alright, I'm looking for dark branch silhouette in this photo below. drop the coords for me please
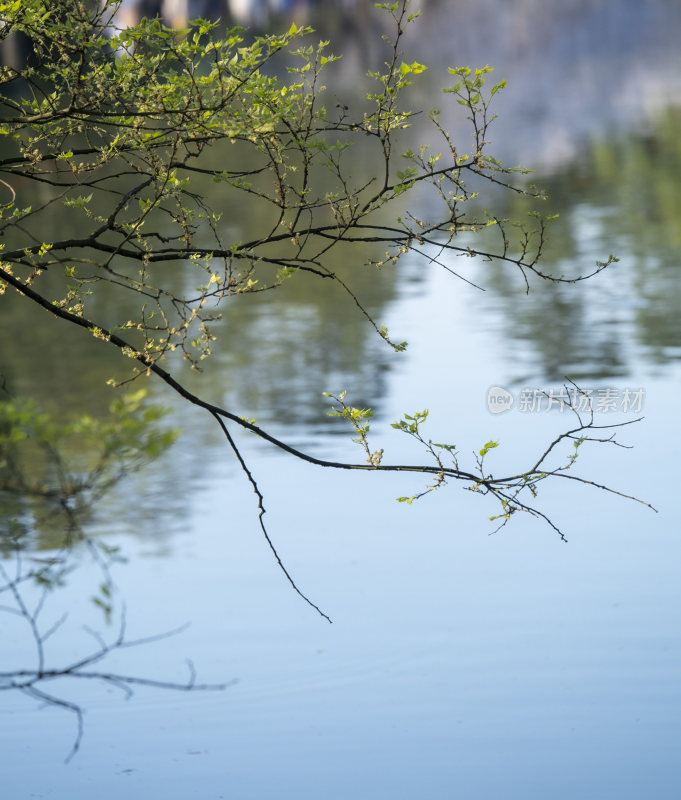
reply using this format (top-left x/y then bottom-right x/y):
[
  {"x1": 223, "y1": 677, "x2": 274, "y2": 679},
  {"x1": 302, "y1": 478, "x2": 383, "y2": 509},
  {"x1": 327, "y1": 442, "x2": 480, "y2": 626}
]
[{"x1": 0, "y1": 0, "x2": 653, "y2": 626}]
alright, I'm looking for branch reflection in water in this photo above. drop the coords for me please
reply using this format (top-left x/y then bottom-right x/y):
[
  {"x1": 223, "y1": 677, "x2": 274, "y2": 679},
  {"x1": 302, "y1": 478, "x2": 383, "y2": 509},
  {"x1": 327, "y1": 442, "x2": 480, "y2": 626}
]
[{"x1": 0, "y1": 384, "x2": 229, "y2": 762}]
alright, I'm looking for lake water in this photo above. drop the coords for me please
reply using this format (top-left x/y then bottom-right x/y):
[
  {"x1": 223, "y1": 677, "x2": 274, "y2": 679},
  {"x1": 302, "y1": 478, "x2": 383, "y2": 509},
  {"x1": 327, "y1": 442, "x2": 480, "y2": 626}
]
[{"x1": 1, "y1": 2, "x2": 681, "y2": 798}]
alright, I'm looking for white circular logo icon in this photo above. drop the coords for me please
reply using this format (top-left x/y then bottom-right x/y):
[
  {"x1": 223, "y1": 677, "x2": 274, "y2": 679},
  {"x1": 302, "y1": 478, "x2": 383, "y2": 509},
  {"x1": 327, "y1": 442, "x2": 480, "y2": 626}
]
[{"x1": 487, "y1": 386, "x2": 514, "y2": 414}]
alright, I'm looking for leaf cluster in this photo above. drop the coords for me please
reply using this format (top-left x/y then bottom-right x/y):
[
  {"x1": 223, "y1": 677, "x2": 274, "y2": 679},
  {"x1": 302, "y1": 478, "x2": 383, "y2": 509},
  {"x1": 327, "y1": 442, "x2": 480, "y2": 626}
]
[{"x1": 0, "y1": 0, "x2": 589, "y2": 384}]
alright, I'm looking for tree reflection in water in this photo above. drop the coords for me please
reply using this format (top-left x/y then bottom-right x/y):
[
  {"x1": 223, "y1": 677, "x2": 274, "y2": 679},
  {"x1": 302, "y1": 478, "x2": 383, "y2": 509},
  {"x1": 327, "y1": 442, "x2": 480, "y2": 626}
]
[{"x1": 0, "y1": 383, "x2": 228, "y2": 762}]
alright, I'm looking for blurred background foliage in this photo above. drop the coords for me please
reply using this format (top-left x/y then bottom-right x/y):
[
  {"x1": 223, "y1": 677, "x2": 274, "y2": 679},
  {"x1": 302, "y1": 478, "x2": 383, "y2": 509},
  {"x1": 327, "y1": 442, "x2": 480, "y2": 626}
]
[{"x1": 0, "y1": 389, "x2": 180, "y2": 550}]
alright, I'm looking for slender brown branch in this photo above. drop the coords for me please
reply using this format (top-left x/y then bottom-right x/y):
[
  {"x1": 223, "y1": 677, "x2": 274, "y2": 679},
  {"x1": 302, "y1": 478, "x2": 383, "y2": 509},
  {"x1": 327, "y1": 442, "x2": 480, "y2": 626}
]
[{"x1": 211, "y1": 412, "x2": 332, "y2": 623}]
